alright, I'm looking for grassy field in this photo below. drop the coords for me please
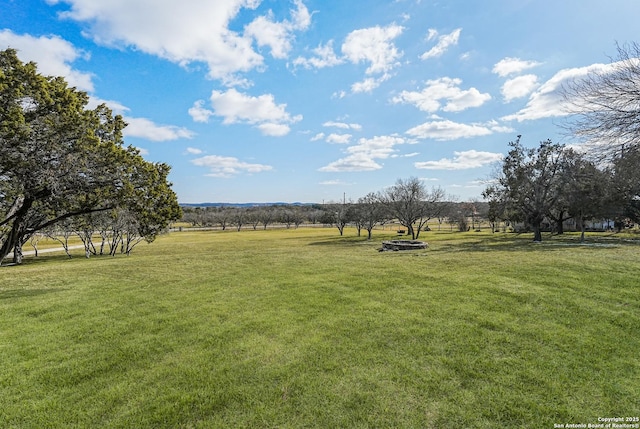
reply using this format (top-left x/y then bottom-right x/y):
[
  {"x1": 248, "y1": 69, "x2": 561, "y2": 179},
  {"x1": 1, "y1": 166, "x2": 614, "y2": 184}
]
[{"x1": 1, "y1": 227, "x2": 639, "y2": 428}]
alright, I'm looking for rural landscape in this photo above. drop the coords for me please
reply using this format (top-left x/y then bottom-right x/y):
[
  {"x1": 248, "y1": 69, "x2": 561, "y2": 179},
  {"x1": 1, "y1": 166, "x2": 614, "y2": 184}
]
[{"x1": 2, "y1": 0, "x2": 640, "y2": 427}]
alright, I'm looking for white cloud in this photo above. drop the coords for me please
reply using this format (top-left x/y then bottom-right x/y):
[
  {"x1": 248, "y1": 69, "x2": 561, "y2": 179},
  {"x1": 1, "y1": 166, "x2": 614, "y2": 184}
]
[
  {"x1": 47, "y1": 0, "x2": 310, "y2": 83},
  {"x1": 244, "y1": 1, "x2": 310, "y2": 59},
  {"x1": 207, "y1": 88, "x2": 302, "y2": 135},
  {"x1": 186, "y1": 147, "x2": 203, "y2": 155},
  {"x1": 405, "y1": 120, "x2": 494, "y2": 141},
  {"x1": 310, "y1": 132, "x2": 325, "y2": 141},
  {"x1": 414, "y1": 150, "x2": 503, "y2": 170},
  {"x1": 319, "y1": 156, "x2": 382, "y2": 173},
  {"x1": 501, "y1": 74, "x2": 539, "y2": 102},
  {"x1": 289, "y1": 0, "x2": 312, "y2": 29},
  {"x1": 86, "y1": 96, "x2": 130, "y2": 114},
  {"x1": 294, "y1": 23, "x2": 402, "y2": 93},
  {"x1": 257, "y1": 122, "x2": 291, "y2": 136},
  {"x1": 342, "y1": 24, "x2": 404, "y2": 75},
  {"x1": 319, "y1": 135, "x2": 405, "y2": 172},
  {"x1": 332, "y1": 90, "x2": 347, "y2": 99},
  {"x1": 191, "y1": 154, "x2": 273, "y2": 177},
  {"x1": 292, "y1": 40, "x2": 344, "y2": 69},
  {"x1": 392, "y1": 77, "x2": 491, "y2": 112},
  {"x1": 391, "y1": 152, "x2": 420, "y2": 158},
  {"x1": 351, "y1": 74, "x2": 392, "y2": 93},
  {"x1": 0, "y1": 29, "x2": 94, "y2": 92},
  {"x1": 326, "y1": 133, "x2": 352, "y2": 144},
  {"x1": 485, "y1": 120, "x2": 516, "y2": 134},
  {"x1": 426, "y1": 29, "x2": 439, "y2": 42},
  {"x1": 420, "y1": 28, "x2": 461, "y2": 60},
  {"x1": 245, "y1": 15, "x2": 290, "y2": 59},
  {"x1": 323, "y1": 121, "x2": 362, "y2": 130},
  {"x1": 188, "y1": 100, "x2": 215, "y2": 123},
  {"x1": 493, "y1": 57, "x2": 541, "y2": 77},
  {"x1": 501, "y1": 63, "x2": 613, "y2": 122},
  {"x1": 123, "y1": 117, "x2": 195, "y2": 141}
]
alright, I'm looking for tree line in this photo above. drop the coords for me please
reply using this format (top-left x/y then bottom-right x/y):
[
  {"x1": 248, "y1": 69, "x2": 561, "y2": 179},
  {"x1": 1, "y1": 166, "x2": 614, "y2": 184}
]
[
  {"x1": 0, "y1": 49, "x2": 181, "y2": 265},
  {"x1": 180, "y1": 179, "x2": 488, "y2": 240}
]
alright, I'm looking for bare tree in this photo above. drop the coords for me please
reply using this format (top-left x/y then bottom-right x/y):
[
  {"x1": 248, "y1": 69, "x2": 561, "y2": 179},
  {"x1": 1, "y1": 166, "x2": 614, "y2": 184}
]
[
  {"x1": 44, "y1": 220, "x2": 74, "y2": 258},
  {"x1": 414, "y1": 187, "x2": 447, "y2": 239},
  {"x1": 258, "y1": 208, "x2": 275, "y2": 230},
  {"x1": 381, "y1": 177, "x2": 425, "y2": 239},
  {"x1": 279, "y1": 209, "x2": 298, "y2": 229},
  {"x1": 212, "y1": 208, "x2": 230, "y2": 230},
  {"x1": 75, "y1": 214, "x2": 98, "y2": 257},
  {"x1": 247, "y1": 209, "x2": 261, "y2": 230},
  {"x1": 381, "y1": 177, "x2": 446, "y2": 240},
  {"x1": 29, "y1": 233, "x2": 45, "y2": 257},
  {"x1": 562, "y1": 42, "x2": 640, "y2": 159},
  {"x1": 354, "y1": 192, "x2": 388, "y2": 240},
  {"x1": 306, "y1": 209, "x2": 324, "y2": 224},
  {"x1": 320, "y1": 203, "x2": 350, "y2": 236},
  {"x1": 231, "y1": 208, "x2": 246, "y2": 231}
]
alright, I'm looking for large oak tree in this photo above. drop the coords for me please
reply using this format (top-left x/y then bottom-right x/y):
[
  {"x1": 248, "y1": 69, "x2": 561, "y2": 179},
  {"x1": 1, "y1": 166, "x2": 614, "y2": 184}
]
[{"x1": 483, "y1": 137, "x2": 565, "y2": 242}]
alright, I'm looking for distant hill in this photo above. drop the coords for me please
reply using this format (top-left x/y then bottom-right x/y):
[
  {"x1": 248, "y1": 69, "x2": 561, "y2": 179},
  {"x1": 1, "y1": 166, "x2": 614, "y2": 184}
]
[{"x1": 180, "y1": 202, "x2": 318, "y2": 208}]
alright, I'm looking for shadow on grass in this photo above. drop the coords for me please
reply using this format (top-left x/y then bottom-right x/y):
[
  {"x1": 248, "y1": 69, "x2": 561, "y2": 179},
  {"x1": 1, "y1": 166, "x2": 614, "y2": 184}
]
[
  {"x1": 0, "y1": 288, "x2": 67, "y2": 300},
  {"x1": 431, "y1": 233, "x2": 640, "y2": 253},
  {"x1": 308, "y1": 231, "x2": 640, "y2": 253},
  {"x1": 308, "y1": 235, "x2": 392, "y2": 247},
  {"x1": 1, "y1": 254, "x2": 81, "y2": 268}
]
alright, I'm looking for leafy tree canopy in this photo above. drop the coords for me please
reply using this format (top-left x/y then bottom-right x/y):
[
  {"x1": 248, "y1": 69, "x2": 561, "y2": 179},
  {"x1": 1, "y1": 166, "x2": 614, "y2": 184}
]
[{"x1": 0, "y1": 48, "x2": 181, "y2": 264}]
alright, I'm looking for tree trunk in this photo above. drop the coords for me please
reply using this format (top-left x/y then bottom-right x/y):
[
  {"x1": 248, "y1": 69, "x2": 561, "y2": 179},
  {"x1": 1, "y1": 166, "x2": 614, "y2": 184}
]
[
  {"x1": 12, "y1": 242, "x2": 23, "y2": 264},
  {"x1": 1, "y1": 224, "x2": 24, "y2": 264},
  {"x1": 533, "y1": 224, "x2": 542, "y2": 243},
  {"x1": 0, "y1": 238, "x2": 13, "y2": 265},
  {"x1": 556, "y1": 215, "x2": 565, "y2": 235},
  {"x1": 532, "y1": 222, "x2": 542, "y2": 242},
  {"x1": 0, "y1": 198, "x2": 33, "y2": 265},
  {"x1": 407, "y1": 224, "x2": 415, "y2": 239}
]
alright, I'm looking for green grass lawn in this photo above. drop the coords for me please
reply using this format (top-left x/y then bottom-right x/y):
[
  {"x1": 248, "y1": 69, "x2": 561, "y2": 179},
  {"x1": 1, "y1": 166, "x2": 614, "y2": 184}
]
[{"x1": 1, "y1": 228, "x2": 639, "y2": 428}]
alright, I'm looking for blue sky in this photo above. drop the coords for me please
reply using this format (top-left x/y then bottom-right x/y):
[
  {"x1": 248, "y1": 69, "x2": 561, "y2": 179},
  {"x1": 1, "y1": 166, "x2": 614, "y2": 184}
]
[{"x1": 2, "y1": 0, "x2": 639, "y2": 203}]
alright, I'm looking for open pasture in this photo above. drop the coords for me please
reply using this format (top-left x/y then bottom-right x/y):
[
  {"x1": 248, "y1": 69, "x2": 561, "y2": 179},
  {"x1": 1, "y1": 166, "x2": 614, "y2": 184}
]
[{"x1": 1, "y1": 228, "x2": 639, "y2": 428}]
